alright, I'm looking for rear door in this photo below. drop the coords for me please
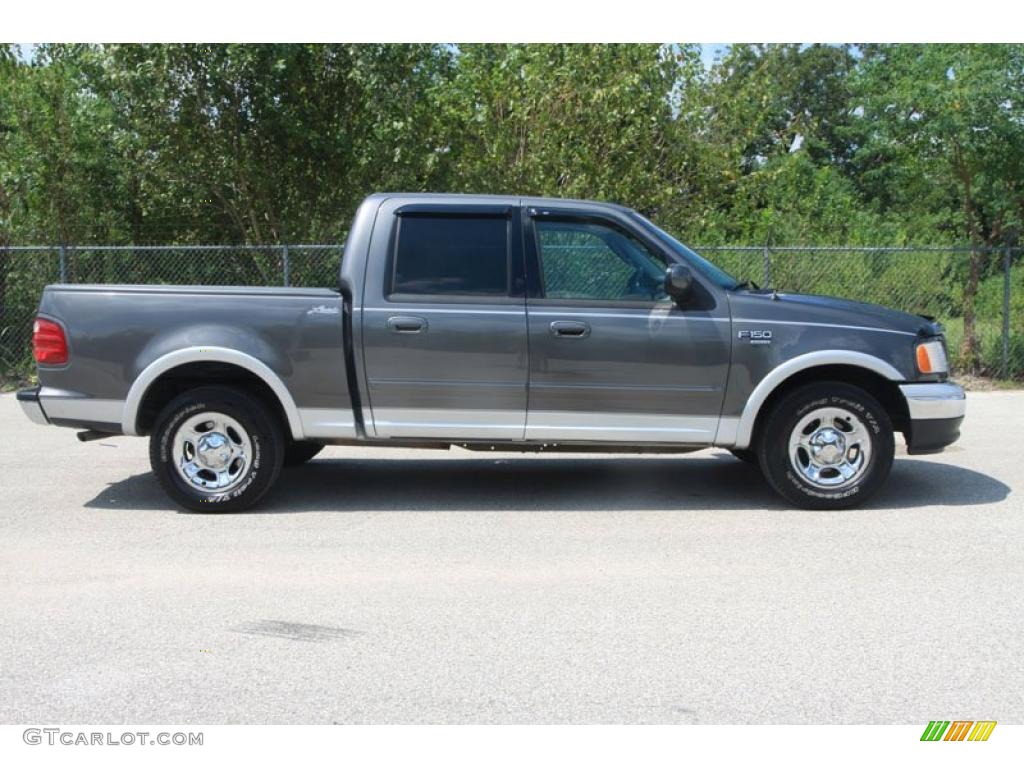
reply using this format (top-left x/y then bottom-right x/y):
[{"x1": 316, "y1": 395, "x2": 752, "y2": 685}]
[
  {"x1": 523, "y1": 207, "x2": 731, "y2": 443},
  {"x1": 360, "y1": 201, "x2": 528, "y2": 439}
]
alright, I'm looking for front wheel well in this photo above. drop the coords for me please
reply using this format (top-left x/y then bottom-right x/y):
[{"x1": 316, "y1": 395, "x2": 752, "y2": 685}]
[
  {"x1": 135, "y1": 362, "x2": 291, "y2": 438},
  {"x1": 750, "y1": 364, "x2": 910, "y2": 447}
]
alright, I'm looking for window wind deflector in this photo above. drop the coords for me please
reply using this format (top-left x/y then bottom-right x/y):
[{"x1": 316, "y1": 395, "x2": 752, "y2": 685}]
[
  {"x1": 395, "y1": 204, "x2": 512, "y2": 218},
  {"x1": 527, "y1": 206, "x2": 606, "y2": 221}
]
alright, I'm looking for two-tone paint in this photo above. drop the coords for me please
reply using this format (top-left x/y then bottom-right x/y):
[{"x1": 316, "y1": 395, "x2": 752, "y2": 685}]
[{"x1": 19, "y1": 193, "x2": 966, "y2": 456}]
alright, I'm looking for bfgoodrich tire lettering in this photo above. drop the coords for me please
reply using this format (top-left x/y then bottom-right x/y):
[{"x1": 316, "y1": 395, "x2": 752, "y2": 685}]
[
  {"x1": 149, "y1": 386, "x2": 284, "y2": 512},
  {"x1": 756, "y1": 381, "x2": 895, "y2": 510}
]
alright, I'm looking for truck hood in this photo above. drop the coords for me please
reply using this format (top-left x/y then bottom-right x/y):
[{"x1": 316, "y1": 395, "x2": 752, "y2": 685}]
[{"x1": 732, "y1": 289, "x2": 939, "y2": 336}]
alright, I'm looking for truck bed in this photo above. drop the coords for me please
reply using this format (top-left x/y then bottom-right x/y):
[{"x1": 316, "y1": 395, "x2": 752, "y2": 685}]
[{"x1": 33, "y1": 284, "x2": 353, "y2": 440}]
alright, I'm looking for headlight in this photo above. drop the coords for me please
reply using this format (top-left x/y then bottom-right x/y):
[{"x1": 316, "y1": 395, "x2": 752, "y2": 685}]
[{"x1": 915, "y1": 339, "x2": 949, "y2": 375}]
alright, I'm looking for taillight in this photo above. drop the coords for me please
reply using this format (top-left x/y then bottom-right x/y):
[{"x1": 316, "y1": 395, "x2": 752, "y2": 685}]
[{"x1": 32, "y1": 318, "x2": 68, "y2": 365}]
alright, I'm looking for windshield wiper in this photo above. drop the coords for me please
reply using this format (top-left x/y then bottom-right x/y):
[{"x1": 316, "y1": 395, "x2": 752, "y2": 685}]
[{"x1": 732, "y1": 278, "x2": 761, "y2": 291}]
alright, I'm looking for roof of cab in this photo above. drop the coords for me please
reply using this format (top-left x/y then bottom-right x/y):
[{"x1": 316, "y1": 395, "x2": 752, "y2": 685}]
[{"x1": 365, "y1": 192, "x2": 634, "y2": 214}]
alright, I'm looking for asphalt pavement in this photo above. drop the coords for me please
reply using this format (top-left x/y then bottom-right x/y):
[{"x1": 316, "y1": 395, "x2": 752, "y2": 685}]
[{"x1": 0, "y1": 391, "x2": 1021, "y2": 724}]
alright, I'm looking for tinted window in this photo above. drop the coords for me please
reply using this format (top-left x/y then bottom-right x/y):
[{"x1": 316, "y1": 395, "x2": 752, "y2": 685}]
[
  {"x1": 393, "y1": 215, "x2": 509, "y2": 296},
  {"x1": 536, "y1": 220, "x2": 668, "y2": 302}
]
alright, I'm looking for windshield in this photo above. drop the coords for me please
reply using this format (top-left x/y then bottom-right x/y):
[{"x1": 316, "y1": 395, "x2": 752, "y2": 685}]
[{"x1": 629, "y1": 213, "x2": 740, "y2": 290}]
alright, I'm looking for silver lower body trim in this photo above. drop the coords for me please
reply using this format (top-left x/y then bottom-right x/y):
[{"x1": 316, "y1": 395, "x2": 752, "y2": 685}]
[
  {"x1": 38, "y1": 391, "x2": 125, "y2": 426},
  {"x1": 899, "y1": 382, "x2": 966, "y2": 420},
  {"x1": 525, "y1": 411, "x2": 720, "y2": 443},
  {"x1": 18, "y1": 394, "x2": 49, "y2": 425},
  {"x1": 298, "y1": 408, "x2": 358, "y2": 439},
  {"x1": 712, "y1": 416, "x2": 741, "y2": 447},
  {"x1": 369, "y1": 408, "x2": 723, "y2": 444},
  {"x1": 371, "y1": 408, "x2": 526, "y2": 439}
]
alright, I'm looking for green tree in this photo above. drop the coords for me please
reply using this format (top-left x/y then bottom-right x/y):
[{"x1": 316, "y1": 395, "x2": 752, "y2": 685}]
[
  {"x1": 0, "y1": 44, "x2": 128, "y2": 246},
  {"x1": 704, "y1": 44, "x2": 858, "y2": 173},
  {"x1": 436, "y1": 44, "x2": 704, "y2": 227},
  {"x1": 91, "y1": 43, "x2": 453, "y2": 246},
  {"x1": 854, "y1": 44, "x2": 1024, "y2": 369}
]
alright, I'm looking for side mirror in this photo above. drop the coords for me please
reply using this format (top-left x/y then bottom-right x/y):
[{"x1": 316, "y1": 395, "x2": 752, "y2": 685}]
[{"x1": 665, "y1": 264, "x2": 693, "y2": 304}]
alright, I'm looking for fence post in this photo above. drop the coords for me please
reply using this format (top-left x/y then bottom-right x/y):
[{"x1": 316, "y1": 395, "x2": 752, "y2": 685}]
[
  {"x1": 1003, "y1": 245, "x2": 1012, "y2": 379},
  {"x1": 282, "y1": 244, "x2": 291, "y2": 287},
  {"x1": 58, "y1": 244, "x2": 67, "y2": 283},
  {"x1": 762, "y1": 244, "x2": 772, "y2": 288}
]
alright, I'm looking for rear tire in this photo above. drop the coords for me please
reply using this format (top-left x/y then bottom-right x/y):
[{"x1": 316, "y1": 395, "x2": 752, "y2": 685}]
[
  {"x1": 283, "y1": 440, "x2": 324, "y2": 467},
  {"x1": 756, "y1": 381, "x2": 894, "y2": 510},
  {"x1": 149, "y1": 386, "x2": 284, "y2": 512}
]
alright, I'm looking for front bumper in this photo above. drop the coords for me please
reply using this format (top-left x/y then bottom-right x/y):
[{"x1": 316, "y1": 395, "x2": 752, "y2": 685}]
[
  {"x1": 17, "y1": 387, "x2": 49, "y2": 426},
  {"x1": 899, "y1": 382, "x2": 965, "y2": 454}
]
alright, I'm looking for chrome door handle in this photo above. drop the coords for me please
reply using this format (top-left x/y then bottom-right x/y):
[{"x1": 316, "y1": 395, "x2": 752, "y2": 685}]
[
  {"x1": 549, "y1": 320, "x2": 590, "y2": 338},
  {"x1": 387, "y1": 316, "x2": 427, "y2": 333}
]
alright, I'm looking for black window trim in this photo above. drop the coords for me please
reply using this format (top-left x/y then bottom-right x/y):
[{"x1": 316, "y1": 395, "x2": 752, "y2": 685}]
[{"x1": 385, "y1": 205, "x2": 525, "y2": 305}]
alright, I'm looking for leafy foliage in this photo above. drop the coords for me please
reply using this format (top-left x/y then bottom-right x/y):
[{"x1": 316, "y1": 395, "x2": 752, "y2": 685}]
[
  {"x1": 1, "y1": 43, "x2": 1023, "y2": 376},
  {"x1": 3, "y1": 43, "x2": 1021, "y2": 247}
]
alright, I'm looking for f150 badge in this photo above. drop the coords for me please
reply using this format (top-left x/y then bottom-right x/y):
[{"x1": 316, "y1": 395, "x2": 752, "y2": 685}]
[{"x1": 738, "y1": 329, "x2": 773, "y2": 345}]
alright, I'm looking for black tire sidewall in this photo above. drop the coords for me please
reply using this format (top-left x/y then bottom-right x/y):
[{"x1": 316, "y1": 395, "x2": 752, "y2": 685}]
[
  {"x1": 149, "y1": 387, "x2": 284, "y2": 512},
  {"x1": 758, "y1": 383, "x2": 894, "y2": 509}
]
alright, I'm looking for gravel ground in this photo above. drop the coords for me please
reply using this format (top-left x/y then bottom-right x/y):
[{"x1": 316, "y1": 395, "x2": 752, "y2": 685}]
[{"x1": 0, "y1": 391, "x2": 1020, "y2": 724}]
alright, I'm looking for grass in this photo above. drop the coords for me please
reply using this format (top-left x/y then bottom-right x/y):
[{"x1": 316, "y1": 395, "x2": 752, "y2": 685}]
[
  {"x1": 0, "y1": 372, "x2": 35, "y2": 392},
  {"x1": 940, "y1": 315, "x2": 1022, "y2": 379}
]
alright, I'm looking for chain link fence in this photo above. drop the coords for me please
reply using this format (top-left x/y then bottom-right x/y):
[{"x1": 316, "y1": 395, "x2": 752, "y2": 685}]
[
  {"x1": 0, "y1": 245, "x2": 343, "y2": 383},
  {"x1": 1, "y1": 244, "x2": 1022, "y2": 383},
  {"x1": 699, "y1": 246, "x2": 1022, "y2": 379}
]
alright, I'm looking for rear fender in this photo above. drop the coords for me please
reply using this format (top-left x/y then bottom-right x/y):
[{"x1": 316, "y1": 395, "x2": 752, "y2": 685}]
[{"x1": 123, "y1": 346, "x2": 304, "y2": 440}]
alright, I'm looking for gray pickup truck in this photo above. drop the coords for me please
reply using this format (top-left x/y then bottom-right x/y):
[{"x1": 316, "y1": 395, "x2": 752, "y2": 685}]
[{"x1": 18, "y1": 193, "x2": 965, "y2": 511}]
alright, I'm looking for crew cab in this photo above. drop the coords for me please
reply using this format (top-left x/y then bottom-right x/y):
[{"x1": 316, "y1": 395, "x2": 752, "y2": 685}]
[{"x1": 17, "y1": 193, "x2": 966, "y2": 511}]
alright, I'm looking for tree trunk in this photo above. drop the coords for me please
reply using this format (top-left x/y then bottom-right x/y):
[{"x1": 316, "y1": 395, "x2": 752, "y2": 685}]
[
  {"x1": 960, "y1": 246, "x2": 983, "y2": 371},
  {"x1": 0, "y1": 182, "x2": 9, "y2": 321},
  {"x1": 956, "y1": 158, "x2": 985, "y2": 372},
  {"x1": 0, "y1": 184, "x2": 10, "y2": 379}
]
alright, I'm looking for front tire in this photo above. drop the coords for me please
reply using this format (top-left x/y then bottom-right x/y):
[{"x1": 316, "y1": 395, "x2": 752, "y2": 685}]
[
  {"x1": 756, "y1": 381, "x2": 894, "y2": 510},
  {"x1": 149, "y1": 386, "x2": 284, "y2": 512}
]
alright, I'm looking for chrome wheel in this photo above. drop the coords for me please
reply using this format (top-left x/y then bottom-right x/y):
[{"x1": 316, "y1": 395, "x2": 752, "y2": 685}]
[
  {"x1": 172, "y1": 411, "x2": 252, "y2": 492},
  {"x1": 787, "y1": 406, "x2": 872, "y2": 489}
]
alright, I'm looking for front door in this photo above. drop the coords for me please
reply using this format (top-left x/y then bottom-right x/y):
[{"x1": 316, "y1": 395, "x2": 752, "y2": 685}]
[
  {"x1": 524, "y1": 208, "x2": 731, "y2": 443},
  {"x1": 361, "y1": 203, "x2": 528, "y2": 440}
]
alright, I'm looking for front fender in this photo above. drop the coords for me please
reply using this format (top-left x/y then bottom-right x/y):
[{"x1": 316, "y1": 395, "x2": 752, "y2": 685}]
[{"x1": 717, "y1": 350, "x2": 904, "y2": 449}]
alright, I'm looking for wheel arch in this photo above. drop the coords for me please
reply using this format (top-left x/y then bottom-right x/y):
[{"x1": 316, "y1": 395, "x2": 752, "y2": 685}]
[
  {"x1": 123, "y1": 347, "x2": 304, "y2": 440},
  {"x1": 729, "y1": 351, "x2": 908, "y2": 450}
]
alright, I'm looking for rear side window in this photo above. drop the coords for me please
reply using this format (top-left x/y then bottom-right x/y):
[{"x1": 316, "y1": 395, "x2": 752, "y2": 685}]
[{"x1": 392, "y1": 215, "x2": 510, "y2": 296}]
